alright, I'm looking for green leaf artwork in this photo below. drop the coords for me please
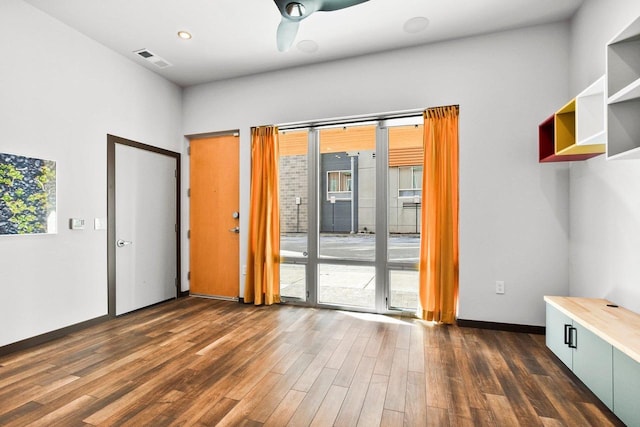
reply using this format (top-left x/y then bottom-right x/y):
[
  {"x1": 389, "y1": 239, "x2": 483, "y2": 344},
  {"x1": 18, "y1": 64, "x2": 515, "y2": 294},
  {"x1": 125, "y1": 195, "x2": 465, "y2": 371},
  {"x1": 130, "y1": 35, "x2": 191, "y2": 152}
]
[{"x1": 0, "y1": 153, "x2": 57, "y2": 235}]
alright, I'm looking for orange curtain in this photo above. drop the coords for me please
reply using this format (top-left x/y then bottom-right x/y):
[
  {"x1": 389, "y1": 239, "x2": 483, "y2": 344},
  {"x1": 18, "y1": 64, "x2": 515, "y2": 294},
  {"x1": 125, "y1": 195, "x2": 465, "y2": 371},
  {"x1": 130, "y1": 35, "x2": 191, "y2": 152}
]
[
  {"x1": 418, "y1": 106, "x2": 459, "y2": 323},
  {"x1": 244, "y1": 126, "x2": 281, "y2": 305}
]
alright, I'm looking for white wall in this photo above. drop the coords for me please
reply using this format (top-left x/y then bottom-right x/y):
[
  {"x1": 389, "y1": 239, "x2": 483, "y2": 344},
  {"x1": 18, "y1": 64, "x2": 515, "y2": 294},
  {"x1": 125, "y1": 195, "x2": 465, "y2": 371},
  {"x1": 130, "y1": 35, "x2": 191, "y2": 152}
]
[
  {"x1": 184, "y1": 22, "x2": 573, "y2": 326},
  {"x1": 0, "y1": 0, "x2": 183, "y2": 347},
  {"x1": 569, "y1": 0, "x2": 640, "y2": 313}
]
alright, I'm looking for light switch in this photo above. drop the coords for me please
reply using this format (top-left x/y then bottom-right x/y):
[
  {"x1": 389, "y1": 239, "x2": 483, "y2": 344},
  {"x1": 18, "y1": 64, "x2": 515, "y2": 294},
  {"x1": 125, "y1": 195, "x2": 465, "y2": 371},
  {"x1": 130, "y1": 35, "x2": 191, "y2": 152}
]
[{"x1": 94, "y1": 217, "x2": 107, "y2": 230}]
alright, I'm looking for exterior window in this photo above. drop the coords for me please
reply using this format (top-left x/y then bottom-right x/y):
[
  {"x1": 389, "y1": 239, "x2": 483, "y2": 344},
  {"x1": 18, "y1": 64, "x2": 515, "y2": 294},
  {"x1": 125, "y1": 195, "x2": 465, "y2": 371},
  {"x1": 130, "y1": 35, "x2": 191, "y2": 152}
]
[
  {"x1": 327, "y1": 170, "x2": 352, "y2": 201},
  {"x1": 398, "y1": 166, "x2": 422, "y2": 198}
]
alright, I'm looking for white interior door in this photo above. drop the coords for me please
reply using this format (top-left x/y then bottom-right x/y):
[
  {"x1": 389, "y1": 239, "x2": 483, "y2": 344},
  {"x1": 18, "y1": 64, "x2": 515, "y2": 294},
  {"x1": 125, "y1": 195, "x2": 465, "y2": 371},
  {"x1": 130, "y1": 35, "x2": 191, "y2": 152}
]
[{"x1": 115, "y1": 143, "x2": 177, "y2": 315}]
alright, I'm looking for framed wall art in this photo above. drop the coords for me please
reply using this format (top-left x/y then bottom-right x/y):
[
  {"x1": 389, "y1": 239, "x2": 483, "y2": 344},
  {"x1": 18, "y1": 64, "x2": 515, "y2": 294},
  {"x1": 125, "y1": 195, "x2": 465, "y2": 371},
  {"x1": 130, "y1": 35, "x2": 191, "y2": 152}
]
[{"x1": 0, "y1": 152, "x2": 57, "y2": 235}]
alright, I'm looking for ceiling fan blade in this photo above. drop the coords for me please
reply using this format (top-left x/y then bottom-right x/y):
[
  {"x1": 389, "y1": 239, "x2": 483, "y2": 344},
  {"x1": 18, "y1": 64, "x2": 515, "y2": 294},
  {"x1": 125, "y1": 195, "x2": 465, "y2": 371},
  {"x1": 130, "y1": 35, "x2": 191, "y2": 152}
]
[
  {"x1": 318, "y1": 0, "x2": 369, "y2": 12},
  {"x1": 277, "y1": 18, "x2": 300, "y2": 52}
]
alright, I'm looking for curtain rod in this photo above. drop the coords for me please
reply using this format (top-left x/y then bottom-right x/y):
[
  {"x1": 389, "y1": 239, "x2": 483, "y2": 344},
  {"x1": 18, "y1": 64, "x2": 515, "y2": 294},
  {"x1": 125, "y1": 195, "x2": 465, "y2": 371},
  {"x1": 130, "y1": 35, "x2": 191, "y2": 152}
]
[
  {"x1": 275, "y1": 105, "x2": 459, "y2": 132},
  {"x1": 275, "y1": 110, "x2": 422, "y2": 132}
]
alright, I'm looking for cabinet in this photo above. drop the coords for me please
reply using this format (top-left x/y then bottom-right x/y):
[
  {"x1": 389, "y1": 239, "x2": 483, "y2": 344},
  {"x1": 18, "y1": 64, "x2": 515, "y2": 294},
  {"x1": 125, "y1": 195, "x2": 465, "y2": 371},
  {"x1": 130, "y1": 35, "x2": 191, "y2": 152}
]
[
  {"x1": 614, "y1": 348, "x2": 640, "y2": 427},
  {"x1": 545, "y1": 303, "x2": 573, "y2": 367},
  {"x1": 606, "y1": 16, "x2": 640, "y2": 160},
  {"x1": 545, "y1": 302, "x2": 613, "y2": 409},
  {"x1": 572, "y1": 322, "x2": 613, "y2": 409},
  {"x1": 545, "y1": 296, "x2": 640, "y2": 426}
]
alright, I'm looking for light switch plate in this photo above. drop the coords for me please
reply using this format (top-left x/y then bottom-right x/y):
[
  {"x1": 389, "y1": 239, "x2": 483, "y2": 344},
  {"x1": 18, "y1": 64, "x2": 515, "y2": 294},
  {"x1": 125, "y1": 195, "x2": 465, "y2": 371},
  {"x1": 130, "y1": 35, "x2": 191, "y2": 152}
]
[
  {"x1": 69, "y1": 218, "x2": 85, "y2": 230},
  {"x1": 94, "y1": 217, "x2": 107, "y2": 230}
]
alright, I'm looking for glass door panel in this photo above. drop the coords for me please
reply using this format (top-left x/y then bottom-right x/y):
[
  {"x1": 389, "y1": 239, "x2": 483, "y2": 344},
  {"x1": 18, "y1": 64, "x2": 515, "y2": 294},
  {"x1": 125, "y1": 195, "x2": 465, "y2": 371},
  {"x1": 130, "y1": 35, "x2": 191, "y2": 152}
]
[
  {"x1": 318, "y1": 264, "x2": 375, "y2": 309},
  {"x1": 280, "y1": 263, "x2": 306, "y2": 300},
  {"x1": 388, "y1": 124, "x2": 423, "y2": 310},
  {"x1": 389, "y1": 270, "x2": 419, "y2": 310},
  {"x1": 279, "y1": 129, "x2": 309, "y2": 301},
  {"x1": 318, "y1": 125, "x2": 376, "y2": 261}
]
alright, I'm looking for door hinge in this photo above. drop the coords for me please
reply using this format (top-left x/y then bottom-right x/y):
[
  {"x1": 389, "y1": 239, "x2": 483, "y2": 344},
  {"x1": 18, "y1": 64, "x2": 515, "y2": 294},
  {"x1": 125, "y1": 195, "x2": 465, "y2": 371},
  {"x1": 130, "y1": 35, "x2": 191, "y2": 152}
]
[
  {"x1": 188, "y1": 230, "x2": 191, "y2": 239},
  {"x1": 187, "y1": 146, "x2": 191, "y2": 155},
  {"x1": 188, "y1": 271, "x2": 191, "y2": 280},
  {"x1": 175, "y1": 169, "x2": 177, "y2": 178},
  {"x1": 175, "y1": 224, "x2": 177, "y2": 232},
  {"x1": 188, "y1": 188, "x2": 190, "y2": 197},
  {"x1": 175, "y1": 278, "x2": 178, "y2": 287}
]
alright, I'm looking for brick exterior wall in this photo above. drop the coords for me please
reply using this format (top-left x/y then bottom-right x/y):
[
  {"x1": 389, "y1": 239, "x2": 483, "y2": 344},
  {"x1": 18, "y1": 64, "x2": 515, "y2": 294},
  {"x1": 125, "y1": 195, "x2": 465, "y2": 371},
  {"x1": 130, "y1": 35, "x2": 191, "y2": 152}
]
[{"x1": 279, "y1": 155, "x2": 308, "y2": 233}]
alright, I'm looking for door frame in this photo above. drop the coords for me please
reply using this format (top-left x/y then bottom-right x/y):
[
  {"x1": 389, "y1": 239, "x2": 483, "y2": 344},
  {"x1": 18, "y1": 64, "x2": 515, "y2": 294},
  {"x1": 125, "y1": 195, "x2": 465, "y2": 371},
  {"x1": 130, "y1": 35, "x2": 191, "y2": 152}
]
[
  {"x1": 279, "y1": 114, "x2": 423, "y2": 314},
  {"x1": 107, "y1": 134, "x2": 181, "y2": 317}
]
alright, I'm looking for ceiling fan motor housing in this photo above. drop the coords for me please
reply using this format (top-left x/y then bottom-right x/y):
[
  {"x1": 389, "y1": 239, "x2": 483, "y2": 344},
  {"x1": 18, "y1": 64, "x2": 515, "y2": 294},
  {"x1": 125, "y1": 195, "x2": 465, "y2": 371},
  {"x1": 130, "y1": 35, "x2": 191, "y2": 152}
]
[{"x1": 286, "y1": 2, "x2": 305, "y2": 17}]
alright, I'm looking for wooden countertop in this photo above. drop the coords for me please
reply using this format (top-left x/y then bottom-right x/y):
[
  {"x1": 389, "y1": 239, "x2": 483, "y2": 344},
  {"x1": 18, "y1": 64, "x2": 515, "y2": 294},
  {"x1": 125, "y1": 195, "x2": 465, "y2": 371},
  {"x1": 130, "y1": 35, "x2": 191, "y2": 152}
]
[{"x1": 545, "y1": 296, "x2": 640, "y2": 364}]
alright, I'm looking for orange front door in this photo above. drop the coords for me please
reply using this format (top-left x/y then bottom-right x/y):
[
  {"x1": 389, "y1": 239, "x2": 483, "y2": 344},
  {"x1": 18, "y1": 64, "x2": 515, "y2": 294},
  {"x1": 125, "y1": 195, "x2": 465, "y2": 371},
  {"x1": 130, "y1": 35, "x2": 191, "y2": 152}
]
[{"x1": 189, "y1": 134, "x2": 239, "y2": 298}]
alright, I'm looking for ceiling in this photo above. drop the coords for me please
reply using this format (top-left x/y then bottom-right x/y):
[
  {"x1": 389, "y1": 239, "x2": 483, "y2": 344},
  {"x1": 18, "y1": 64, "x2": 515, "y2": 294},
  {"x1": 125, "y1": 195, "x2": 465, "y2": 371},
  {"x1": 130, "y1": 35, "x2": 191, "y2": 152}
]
[{"x1": 24, "y1": 0, "x2": 584, "y2": 88}]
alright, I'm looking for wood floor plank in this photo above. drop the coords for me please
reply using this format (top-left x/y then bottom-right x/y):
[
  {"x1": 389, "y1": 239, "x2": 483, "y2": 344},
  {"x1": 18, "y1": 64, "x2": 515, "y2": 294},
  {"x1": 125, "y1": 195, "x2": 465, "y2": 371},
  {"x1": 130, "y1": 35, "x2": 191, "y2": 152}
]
[
  {"x1": 326, "y1": 326, "x2": 361, "y2": 370},
  {"x1": 309, "y1": 384, "x2": 348, "y2": 426},
  {"x1": 373, "y1": 327, "x2": 398, "y2": 376},
  {"x1": 384, "y1": 348, "x2": 409, "y2": 412},
  {"x1": 405, "y1": 370, "x2": 427, "y2": 427},
  {"x1": 333, "y1": 335, "x2": 369, "y2": 387},
  {"x1": 288, "y1": 367, "x2": 338, "y2": 426},
  {"x1": 425, "y1": 346, "x2": 451, "y2": 410},
  {"x1": 426, "y1": 406, "x2": 450, "y2": 427},
  {"x1": 25, "y1": 394, "x2": 96, "y2": 427},
  {"x1": 224, "y1": 342, "x2": 293, "y2": 400},
  {"x1": 292, "y1": 339, "x2": 340, "y2": 393},
  {"x1": 357, "y1": 374, "x2": 389, "y2": 427},
  {"x1": 333, "y1": 356, "x2": 376, "y2": 427},
  {"x1": 248, "y1": 352, "x2": 316, "y2": 423},
  {"x1": 408, "y1": 324, "x2": 425, "y2": 374},
  {"x1": 263, "y1": 389, "x2": 306, "y2": 427},
  {"x1": 216, "y1": 372, "x2": 282, "y2": 426},
  {"x1": 486, "y1": 393, "x2": 521, "y2": 426},
  {"x1": 380, "y1": 409, "x2": 405, "y2": 427},
  {"x1": 0, "y1": 297, "x2": 625, "y2": 427}
]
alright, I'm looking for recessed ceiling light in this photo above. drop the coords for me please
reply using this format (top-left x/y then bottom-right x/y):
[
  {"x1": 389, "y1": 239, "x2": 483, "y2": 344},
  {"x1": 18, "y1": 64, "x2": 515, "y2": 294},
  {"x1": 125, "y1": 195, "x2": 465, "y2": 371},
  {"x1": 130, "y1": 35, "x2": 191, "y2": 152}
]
[
  {"x1": 177, "y1": 31, "x2": 192, "y2": 40},
  {"x1": 403, "y1": 17, "x2": 429, "y2": 34},
  {"x1": 297, "y1": 40, "x2": 319, "y2": 54}
]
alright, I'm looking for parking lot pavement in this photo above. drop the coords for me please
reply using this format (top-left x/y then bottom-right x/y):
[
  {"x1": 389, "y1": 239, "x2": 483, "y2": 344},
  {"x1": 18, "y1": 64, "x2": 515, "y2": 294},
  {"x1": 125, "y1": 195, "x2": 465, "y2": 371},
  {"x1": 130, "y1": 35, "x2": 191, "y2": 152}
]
[{"x1": 281, "y1": 233, "x2": 420, "y2": 262}]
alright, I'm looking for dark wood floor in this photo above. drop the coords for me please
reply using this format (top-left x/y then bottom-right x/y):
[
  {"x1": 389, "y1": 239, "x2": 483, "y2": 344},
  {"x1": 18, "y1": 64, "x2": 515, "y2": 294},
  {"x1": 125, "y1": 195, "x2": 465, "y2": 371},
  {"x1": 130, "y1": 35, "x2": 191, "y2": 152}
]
[{"x1": 0, "y1": 297, "x2": 624, "y2": 426}]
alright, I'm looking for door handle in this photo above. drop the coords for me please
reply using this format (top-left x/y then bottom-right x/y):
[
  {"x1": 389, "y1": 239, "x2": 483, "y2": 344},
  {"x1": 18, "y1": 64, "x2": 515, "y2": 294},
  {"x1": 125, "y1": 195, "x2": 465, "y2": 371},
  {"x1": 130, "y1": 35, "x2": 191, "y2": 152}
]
[
  {"x1": 564, "y1": 324, "x2": 571, "y2": 345},
  {"x1": 568, "y1": 327, "x2": 578, "y2": 349},
  {"x1": 116, "y1": 239, "x2": 133, "y2": 247},
  {"x1": 229, "y1": 227, "x2": 239, "y2": 233}
]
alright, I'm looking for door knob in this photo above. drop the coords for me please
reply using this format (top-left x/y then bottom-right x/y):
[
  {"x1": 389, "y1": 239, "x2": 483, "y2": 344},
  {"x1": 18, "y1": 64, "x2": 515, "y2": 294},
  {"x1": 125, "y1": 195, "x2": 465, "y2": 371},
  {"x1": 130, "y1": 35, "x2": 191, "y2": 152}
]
[
  {"x1": 229, "y1": 227, "x2": 239, "y2": 233},
  {"x1": 116, "y1": 239, "x2": 133, "y2": 247}
]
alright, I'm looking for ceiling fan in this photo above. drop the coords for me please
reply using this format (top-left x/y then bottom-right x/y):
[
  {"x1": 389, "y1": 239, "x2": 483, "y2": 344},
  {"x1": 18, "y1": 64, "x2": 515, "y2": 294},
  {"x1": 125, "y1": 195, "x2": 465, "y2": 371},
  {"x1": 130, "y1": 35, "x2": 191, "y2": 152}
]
[{"x1": 274, "y1": 0, "x2": 370, "y2": 52}]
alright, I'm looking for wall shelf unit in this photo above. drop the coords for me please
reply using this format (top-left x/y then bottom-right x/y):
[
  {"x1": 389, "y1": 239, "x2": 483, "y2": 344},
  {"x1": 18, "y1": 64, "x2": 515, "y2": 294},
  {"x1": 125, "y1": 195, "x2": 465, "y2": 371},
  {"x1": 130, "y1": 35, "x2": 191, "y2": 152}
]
[
  {"x1": 576, "y1": 76, "x2": 606, "y2": 146},
  {"x1": 607, "y1": 16, "x2": 640, "y2": 160},
  {"x1": 538, "y1": 83, "x2": 606, "y2": 163}
]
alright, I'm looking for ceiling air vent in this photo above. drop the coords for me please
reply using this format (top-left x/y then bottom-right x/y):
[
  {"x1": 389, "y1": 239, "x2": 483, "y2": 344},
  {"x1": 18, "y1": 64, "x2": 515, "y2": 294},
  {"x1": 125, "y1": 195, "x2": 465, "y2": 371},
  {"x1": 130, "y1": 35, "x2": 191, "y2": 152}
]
[{"x1": 133, "y1": 49, "x2": 172, "y2": 69}]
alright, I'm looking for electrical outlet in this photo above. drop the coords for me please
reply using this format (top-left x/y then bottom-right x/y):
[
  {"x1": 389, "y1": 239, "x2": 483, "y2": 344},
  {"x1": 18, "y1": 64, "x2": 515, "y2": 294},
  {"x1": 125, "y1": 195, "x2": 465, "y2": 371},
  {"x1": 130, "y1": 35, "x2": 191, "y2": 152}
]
[{"x1": 496, "y1": 281, "x2": 505, "y2": 294}]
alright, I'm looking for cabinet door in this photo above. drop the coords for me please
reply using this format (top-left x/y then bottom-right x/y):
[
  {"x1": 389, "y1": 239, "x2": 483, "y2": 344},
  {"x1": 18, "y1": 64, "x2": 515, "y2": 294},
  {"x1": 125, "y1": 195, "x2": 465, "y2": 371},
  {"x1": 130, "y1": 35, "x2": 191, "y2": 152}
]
[
  {"x1": 572, "y1": 323, "x2": 613, "y2": 409},
  {"x1": 545, "y1": 303, "x2": 573, "y2": 369},
  {"x1": 613, "y1": 348, "x2": 640, "y2": 427}
]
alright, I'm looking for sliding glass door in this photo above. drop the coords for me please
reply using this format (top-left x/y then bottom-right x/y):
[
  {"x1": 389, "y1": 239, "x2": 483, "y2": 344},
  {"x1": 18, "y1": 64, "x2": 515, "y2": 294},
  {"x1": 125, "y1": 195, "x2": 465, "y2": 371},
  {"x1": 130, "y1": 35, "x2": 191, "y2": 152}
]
[{"x1": 279, "y1": 116, "x2": 422, "y2": 313}]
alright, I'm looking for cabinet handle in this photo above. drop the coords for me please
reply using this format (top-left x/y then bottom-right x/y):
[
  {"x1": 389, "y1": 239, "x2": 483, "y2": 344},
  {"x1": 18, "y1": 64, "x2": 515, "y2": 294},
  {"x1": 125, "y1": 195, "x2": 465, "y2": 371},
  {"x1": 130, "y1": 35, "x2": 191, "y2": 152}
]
[
  {"x1": 564, "y1": 324, "x2": 572, "y2": 345},
  {"x1": 568, "y1": 327, "x2": 578, "y2": 349}
]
